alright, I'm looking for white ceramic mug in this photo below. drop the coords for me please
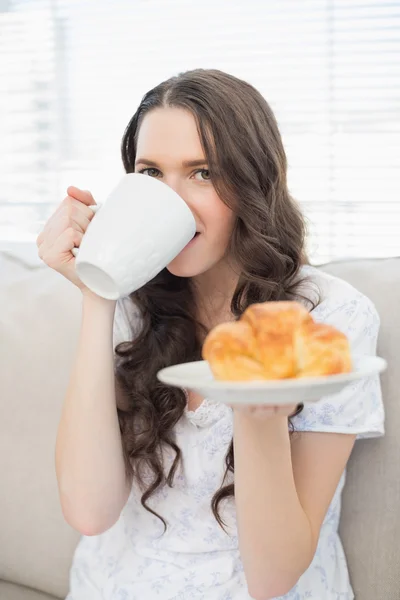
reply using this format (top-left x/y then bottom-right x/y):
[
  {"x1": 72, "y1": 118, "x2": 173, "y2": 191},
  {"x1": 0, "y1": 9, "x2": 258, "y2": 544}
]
[{"x1": 71, "y1": 173, "x2": 196, "y2": 299}]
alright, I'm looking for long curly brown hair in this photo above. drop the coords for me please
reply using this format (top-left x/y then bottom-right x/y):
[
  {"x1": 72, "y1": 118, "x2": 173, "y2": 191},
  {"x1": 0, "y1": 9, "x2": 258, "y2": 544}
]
[{"x1": 114, "y1": 68, "x2": 319, "y2": 530}]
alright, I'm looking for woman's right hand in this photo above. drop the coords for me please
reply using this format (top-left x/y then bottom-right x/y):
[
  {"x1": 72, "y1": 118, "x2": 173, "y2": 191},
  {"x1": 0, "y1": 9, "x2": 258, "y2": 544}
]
[{"x1": 36, "y1": 186, "x2": 98, "y2": 295}]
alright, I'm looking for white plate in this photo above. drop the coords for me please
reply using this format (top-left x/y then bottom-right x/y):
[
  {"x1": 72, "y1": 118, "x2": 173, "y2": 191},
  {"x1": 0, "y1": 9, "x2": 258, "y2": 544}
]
[{"x1": 157, "y1": 356, "x2": 387, "y2": 406}]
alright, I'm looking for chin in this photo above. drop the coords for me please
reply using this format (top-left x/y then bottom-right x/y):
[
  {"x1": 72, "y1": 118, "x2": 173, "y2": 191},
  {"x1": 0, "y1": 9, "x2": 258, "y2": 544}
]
[
  {"x1": 166, "y1": 260, "x2": 207, "y2": 279},
  {"x1": 166, "y1": 253, "x2": 216, "y2": 279}
]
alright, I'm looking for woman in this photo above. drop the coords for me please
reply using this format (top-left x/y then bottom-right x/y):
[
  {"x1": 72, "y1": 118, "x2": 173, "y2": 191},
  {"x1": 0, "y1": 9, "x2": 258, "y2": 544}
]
[{"x1": 37, "y1": 69, "x2": 384, "y2": 599}]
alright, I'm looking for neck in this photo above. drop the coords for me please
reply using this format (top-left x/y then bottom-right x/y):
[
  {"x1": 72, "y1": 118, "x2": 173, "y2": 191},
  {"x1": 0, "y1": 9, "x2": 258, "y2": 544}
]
[{"x1": 191, "y1": 258, "x2": 240, "y2": 331}]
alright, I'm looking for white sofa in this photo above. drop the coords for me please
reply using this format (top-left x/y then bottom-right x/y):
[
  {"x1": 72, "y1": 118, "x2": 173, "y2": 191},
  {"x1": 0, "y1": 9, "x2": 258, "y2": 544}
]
[{"x1": 0, "y1": 244, "x2": 399, "y2": 599}]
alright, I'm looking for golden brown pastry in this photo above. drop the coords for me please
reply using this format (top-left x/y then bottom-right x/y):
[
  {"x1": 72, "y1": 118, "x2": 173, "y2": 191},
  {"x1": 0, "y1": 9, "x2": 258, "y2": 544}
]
[{"x1": 202, "y1": 301, "x2": 352, "y2": 381}]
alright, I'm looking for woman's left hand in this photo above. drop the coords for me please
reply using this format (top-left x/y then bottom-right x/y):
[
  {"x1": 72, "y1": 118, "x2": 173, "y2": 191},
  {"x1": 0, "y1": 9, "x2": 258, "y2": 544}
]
[{"x1": 229, "y1": 403, "x2": 299, "y2": 419}]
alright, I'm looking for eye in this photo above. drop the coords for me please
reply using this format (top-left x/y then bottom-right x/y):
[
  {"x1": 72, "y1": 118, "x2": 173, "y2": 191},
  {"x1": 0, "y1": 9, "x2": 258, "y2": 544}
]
[
  {"x1": 193, "y1": 168, "x2": 211, "y2": 181},
  {"x1": 138, "y1": 167, "x2": 161, "y2": 178}
]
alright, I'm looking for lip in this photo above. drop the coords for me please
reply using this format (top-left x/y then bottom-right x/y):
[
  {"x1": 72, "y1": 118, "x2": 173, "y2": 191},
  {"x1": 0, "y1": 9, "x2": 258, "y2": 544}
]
[{"x1": 185, "y1": 232, "x2": 201, "y2": 248}]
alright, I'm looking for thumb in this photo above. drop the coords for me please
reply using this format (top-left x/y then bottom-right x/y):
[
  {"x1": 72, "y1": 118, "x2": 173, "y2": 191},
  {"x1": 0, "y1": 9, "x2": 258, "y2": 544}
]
[{"x1": 67, "y1": 185, "x2": 96, "y2": 207}]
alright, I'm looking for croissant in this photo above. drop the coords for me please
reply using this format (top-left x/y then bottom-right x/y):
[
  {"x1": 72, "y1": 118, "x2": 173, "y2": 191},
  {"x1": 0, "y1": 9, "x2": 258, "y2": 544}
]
[{"x1": 202, "y1": 301, "x2": 352, "y2": 381}]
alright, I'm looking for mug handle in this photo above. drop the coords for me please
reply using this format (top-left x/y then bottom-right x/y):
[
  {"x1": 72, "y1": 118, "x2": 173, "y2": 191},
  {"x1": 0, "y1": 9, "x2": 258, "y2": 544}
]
[{"x1": 71, "y1": 203, "x2": 102, "y2": 257}]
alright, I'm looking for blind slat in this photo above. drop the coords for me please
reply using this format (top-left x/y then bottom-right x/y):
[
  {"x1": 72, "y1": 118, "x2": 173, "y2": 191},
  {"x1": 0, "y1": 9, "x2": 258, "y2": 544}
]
[{"x1": 1, "y1": 0, "x2": 399, "y2": 262}]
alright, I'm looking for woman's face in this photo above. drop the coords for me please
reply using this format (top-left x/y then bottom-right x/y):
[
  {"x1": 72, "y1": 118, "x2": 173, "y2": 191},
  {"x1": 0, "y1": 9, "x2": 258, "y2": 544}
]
[{"x1": 134, "y1": 107, "x2": 236, "y2": 279}]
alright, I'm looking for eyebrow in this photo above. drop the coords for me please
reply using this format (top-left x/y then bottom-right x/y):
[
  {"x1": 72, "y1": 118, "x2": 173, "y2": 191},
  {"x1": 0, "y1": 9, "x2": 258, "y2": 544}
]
[{"x1": 135, "y1": 158, "x2": 208, "y2": 168}]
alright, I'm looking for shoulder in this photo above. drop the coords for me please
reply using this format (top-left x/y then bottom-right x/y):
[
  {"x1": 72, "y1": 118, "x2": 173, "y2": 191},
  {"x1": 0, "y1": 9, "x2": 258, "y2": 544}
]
[
  {"x1": 113, "y1": 296, "x2": 142, "y2": 349},
  {"x1": 292, "y1": 266, "x2": 384, "y2": 438},
  {"x1": 298, "y1": 265, "x2": 380, "y2": 348}
]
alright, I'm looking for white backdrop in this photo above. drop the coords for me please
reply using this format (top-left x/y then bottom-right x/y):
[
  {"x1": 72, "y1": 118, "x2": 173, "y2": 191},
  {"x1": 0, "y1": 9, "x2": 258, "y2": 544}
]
[{"x1": 1, "y1": 0, "x2": 399, "y2": 263}]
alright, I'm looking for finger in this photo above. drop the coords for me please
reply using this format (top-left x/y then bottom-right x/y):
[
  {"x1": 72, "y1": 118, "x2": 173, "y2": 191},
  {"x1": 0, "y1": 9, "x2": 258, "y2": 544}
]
[
  {"x1": 37, "y1": 217, "x2": 59, "y2": 255},
  {"x1": 59, "y1": 202, "x2": 92, "y2": 233},
  {"x1": 230, "y1": 404, "x2": 297, "y2": 419},
  {"x1": 66, "y1": 185, "x2": 96, "y2": 207},
  {"x1": 36, "y1": 230, "x2": 45, "y2": 247},
  {"x1": 51, "y1": 227, "x2": 83, "y2": 259},
  {"x1": 231, "y1": 404, "x2": 276, "y2": 415},
  {"x1": 39, "y1": 199, "x2": 94, "y2": 252},
  {"x1": 68, "y1": 198, "x2": 97, "y2": 220},
  {"x1": 38, "y1": 211, "x2": 74, "y2": 253},
  {"x1": 275, "y1": 405, "x2": 298, "y2": 417},
  {"x1": 36, "y1": 193, "x2": 96, "y2": 250},
  {"x1": 39, "y1": 222, "x2": 83, "y2": 264},
  {"x1": 56, "y1": 197, "x2": 97, "y2": 225},
  {"x1": 36, "y1": 202, "x2": 66, "y2": 247},
  {"x1": 230, "y1": 404, "x2": 250, "y2": 412},
  {"x1": 252, "y1": 406, "x2": 278, "y2": 417}
]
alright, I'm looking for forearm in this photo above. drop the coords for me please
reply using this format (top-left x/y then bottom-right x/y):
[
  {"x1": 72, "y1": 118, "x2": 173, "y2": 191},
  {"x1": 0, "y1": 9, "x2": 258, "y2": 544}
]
[
  {"x1": 55, "y1": 293, "x2": 129, "y2": 535},
  {"x1": 233, "y1": 411, "x2": 314, "y2": 598}
]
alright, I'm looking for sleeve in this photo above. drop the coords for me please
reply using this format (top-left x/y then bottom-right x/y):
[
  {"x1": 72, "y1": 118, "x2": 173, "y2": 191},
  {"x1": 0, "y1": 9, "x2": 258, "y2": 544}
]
[{"x1": 291, "y1": 293, "x2": 385, "y2": 440}]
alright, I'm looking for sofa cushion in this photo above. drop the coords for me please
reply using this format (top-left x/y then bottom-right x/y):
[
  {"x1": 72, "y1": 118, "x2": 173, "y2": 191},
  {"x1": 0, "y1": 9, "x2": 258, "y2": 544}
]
[
  {"x1": 319, "y1": 258, "x2": 400, "y2": 600},
  {"x1": 0, "y1": 245, "x2": 398, "y2": 600},
  {"x1": 0, "y1": 580, "x2": 58, "y2": 600},
  {"x1": 0, "y1": 250, "x2": 81, "y2": 599}
]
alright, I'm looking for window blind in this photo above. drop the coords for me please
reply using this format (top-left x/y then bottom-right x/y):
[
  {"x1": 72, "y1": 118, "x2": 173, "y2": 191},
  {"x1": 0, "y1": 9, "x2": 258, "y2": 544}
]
[{"x1": 1, "y1": 0, "x2": 399, "y2": 263}]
